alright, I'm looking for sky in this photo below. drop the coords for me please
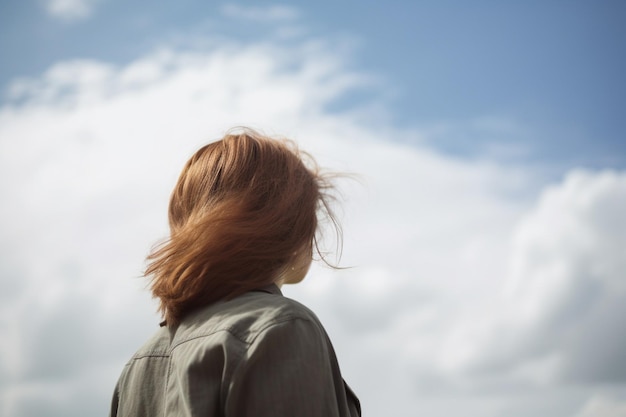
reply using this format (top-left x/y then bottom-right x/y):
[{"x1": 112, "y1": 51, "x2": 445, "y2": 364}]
[{"x1": 0, "y1": 1, "x2": 625, "y2": 417}]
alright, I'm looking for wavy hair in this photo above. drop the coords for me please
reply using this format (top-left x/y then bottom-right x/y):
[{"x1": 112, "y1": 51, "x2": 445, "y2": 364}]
[{"x1": 145, "y1": 128, "x2": 340, "y2": 325}]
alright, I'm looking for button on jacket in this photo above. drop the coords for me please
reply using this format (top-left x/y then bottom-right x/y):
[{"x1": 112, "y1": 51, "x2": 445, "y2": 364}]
[{"x1": 109, "y1": 285, "x2": 361, "y2": 417}]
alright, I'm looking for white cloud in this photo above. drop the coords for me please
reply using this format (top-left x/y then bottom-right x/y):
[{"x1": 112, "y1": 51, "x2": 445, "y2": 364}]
[
  {"x1": 452, "y1": 170, "x2": 626, "y2": 386},
  {"x1": 1, "y1": 33, "x2": 625, "y2": 417},
  {"x1": 44, "y1": 0, "x2": 100, "y2": 21}
]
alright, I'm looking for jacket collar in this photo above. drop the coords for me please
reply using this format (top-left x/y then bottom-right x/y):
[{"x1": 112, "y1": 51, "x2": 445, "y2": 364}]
[
  {"x1": 159, "y1": 283, "x2": 283, "y2": 327},
  {"x1": 252, "y1": 283, "x2": 282, "y2": 296}
]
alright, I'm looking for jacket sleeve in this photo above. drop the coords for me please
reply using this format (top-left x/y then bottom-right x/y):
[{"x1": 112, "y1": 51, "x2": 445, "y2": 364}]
[
  {"x1": 109, "y1": 378, "x2": 120, "y2": 417},
  {"x1": 224, "y1": 317, "x2": 360, "y2": 417}
]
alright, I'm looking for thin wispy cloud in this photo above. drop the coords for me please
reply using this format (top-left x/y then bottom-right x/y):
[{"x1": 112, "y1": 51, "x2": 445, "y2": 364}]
[
  {"x1": 576, "y1": 394, "x2": 626, "y2": 417},
  {"x1": 44, "y1": 0, "x2": 100, "y2": 21},
  {"x1": 220, "y1": 3, "x2": 299, "y2": 22}
]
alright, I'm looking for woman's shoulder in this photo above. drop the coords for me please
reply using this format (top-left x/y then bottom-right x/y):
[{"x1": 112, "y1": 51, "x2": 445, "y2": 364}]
[{"x1": 172, "y1": 286, "x2": 324, "y2": 348}]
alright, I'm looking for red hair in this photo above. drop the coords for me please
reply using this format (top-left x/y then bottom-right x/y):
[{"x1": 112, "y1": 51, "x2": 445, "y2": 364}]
[{"x1": 146, "y1": 128, "x2": 339, "y2": 325}]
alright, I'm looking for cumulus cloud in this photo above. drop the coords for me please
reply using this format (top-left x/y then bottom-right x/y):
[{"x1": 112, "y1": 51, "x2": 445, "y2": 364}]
[
  {"x1": 408, "y1": 169, "x2": 626, "y2": 389},
  {"x1": 44, "y1": 0, "x2": 100, "y2": 21},
  {"x1": 500, "y1": 170, "x2": 626, "y2": 383},
  {"x1": 1, "y1": 33, "x2": 624, "y2": 417},
  {"x1": 436, "y1": 169, "x2": 626, "y2": 388}
]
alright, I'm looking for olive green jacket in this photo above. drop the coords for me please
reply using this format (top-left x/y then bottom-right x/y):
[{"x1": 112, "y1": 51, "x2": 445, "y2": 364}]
[{"x1": 110, "y1": 285, "x2": 361, "y2": 417}]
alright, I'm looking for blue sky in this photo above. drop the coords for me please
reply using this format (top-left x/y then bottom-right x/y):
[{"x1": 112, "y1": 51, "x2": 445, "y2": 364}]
[
  {"x1": 1, "y1": 1, "x2": 624, "y2": 168},
  {"x1": 1, "y1": 2, "x2": 626, "y2": 417}
]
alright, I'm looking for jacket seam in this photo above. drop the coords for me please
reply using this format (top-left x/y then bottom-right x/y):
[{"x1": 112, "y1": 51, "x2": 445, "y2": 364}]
[
  {"x1": 169, "y1": 314, "x2": 313, "y2": 352},
  {"x1": 131, "y1": 353, "x2": 170, "y2": 360}
]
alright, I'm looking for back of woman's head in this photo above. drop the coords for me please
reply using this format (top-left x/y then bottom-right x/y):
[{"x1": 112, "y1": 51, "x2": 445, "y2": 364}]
[{"x1": 146, "y1": 128, "x2": 338, "y2": 325}]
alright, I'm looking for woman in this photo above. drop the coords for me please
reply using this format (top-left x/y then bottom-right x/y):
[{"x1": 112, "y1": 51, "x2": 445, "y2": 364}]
[{"x1": 109, "y1": 129, "x2": 361, "y2": 417}]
